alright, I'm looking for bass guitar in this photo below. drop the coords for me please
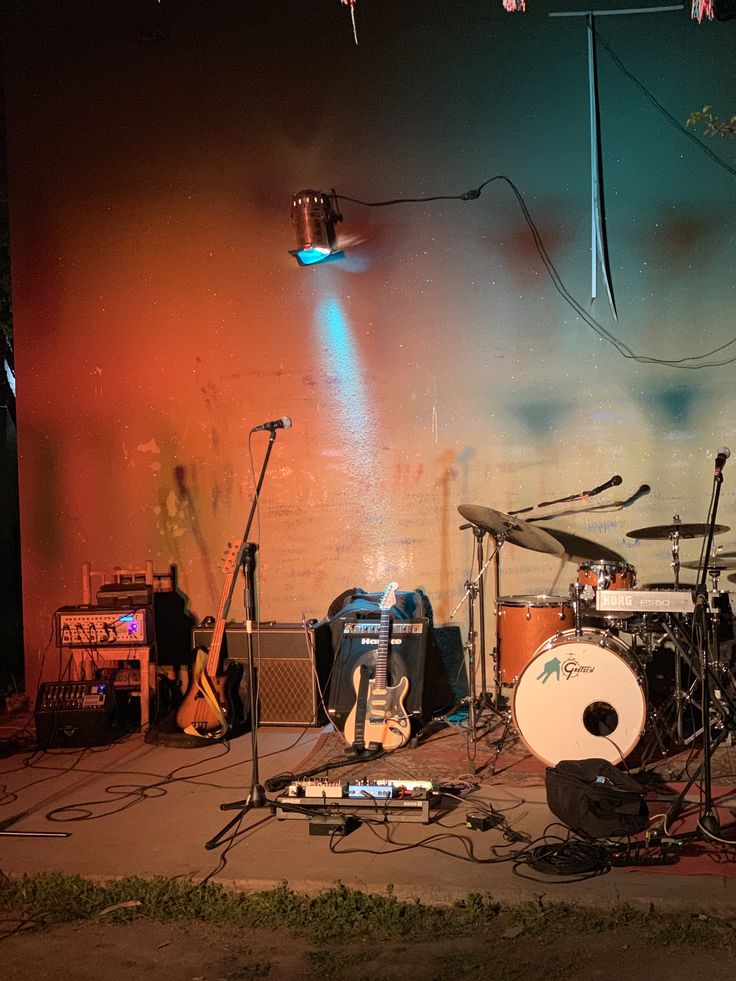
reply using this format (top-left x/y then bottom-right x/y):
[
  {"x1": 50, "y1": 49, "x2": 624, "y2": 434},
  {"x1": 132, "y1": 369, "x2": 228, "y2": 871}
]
[
  {"x1": 343, "y1": 581, "x2": 411, "y2": 752},
  {"x1": 175, "y1": 540, "x2": 243, "y2": 739}
]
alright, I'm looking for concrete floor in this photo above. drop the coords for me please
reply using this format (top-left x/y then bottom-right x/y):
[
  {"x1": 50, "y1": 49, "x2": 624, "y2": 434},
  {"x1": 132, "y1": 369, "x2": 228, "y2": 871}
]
[{"x1": 1, "y1": 719, "x2": 736, "y2": 914}]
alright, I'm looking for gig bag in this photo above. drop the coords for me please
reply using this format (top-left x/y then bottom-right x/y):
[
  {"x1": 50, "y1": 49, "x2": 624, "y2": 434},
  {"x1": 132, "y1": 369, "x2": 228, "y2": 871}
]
[{"x1": 545, "y1": 758, "x2": 649, "y2": 838}]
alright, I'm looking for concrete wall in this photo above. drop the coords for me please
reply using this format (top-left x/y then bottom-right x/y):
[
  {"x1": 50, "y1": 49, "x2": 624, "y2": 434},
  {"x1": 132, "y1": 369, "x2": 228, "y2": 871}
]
[{"x1": 2, "y1": 1, "x2": 735, "y2": 694}]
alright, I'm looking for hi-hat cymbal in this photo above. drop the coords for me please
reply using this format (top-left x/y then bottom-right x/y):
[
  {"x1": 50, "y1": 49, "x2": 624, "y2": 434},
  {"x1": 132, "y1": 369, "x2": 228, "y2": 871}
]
[
  {"x1": 681, "y1": 558, "x2": 736, "y2": 571},
  {"x1": 458, "y1": 505, "x2": 564, "y2": 555},
  {"x1": 537, "y1": 528, "x2": 625, "y2": 564},
  {"x1": 626, "y1": 522, "x2": 730, "y2": 540}
]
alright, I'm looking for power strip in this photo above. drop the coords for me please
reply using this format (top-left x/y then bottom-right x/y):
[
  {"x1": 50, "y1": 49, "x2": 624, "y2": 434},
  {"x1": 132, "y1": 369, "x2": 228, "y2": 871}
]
[{"x1": 609, "y1": 843, "x2": 680, "y2": 867}]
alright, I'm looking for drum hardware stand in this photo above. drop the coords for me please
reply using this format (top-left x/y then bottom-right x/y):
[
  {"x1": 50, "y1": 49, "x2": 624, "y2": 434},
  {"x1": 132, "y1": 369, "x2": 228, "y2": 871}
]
[
  {"x1": 470, "y1": 522, "x2": 492, "y2": 700},
  {"x1": 571, "y1": 582, "x2": 586, "y2": 636},
  {"x1": 668, "y1": 516, "x2": 682, "y2": 588},
  {"x1": 665, "y1": 456, "x2": 734, "y2": 839},
  {"x1": 205, "y1": 425, "x2": 283, "y2": 852},
  {"x1": 450, "y1": 535, "x2": 508, "y2": 773}
]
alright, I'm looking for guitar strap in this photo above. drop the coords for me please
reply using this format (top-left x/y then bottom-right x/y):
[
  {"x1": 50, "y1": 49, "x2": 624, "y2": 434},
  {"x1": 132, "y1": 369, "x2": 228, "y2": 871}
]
[{"x1": 352, "y1": 665, "x2": 371, "y2": 751}]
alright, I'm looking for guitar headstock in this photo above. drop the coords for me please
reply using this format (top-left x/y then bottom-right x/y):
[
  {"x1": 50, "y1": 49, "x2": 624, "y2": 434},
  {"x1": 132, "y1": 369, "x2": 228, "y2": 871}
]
[
  {"x1": 222, "y1": 540, "x2": 243, "y2": 575},
  {"x1": 380, "y1": 581, "x2": 399, "y2": 611}
]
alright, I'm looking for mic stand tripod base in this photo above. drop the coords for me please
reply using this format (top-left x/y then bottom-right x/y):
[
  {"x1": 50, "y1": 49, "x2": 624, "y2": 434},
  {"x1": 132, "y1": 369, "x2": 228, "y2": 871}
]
[
  {"x1": 699, "y1": 811, "x2": 721, "y2": 838},
  {"x1": 204, "y1": 785, "x2": 270, "y2": 851},
  {"x1": 220, "y1": 784, "x2": 268, "y2": 811}
]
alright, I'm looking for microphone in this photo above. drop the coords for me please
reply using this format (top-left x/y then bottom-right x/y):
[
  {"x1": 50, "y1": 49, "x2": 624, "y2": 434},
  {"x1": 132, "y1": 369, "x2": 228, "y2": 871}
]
[
  {"x1": 586, "y1": 474, "x2": 623, "y2": 498},
  {"x1": 621, "y1": 484, "x2": 651, "y2": 508},
  {"x1": 715, "y1": 447, "x2": 731, "y2": 473},
  {"x1": 251, "y1": 416, "x2": 292, "y2": 432}
]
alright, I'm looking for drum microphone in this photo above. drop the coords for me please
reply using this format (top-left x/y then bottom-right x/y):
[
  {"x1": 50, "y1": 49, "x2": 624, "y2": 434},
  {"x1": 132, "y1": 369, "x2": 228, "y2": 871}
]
[
  {"x1": 715, "y1": 447, "x2": 731, "y2": 473},
  {"x1": 251, "y1": 416, "x2": 293, "y2": 432},
  {"x1": 621, "y1": 484, "x2": 651, "y2": 508},
  {"x1": 586, "y1": 475, "x2": 623, "y2": 498}
]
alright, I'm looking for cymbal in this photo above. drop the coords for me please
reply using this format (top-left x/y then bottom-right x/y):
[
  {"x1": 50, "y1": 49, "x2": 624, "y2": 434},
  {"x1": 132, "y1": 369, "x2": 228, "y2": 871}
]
[
  {"x1": 537, "y1": 528, "x2": 625, "y2": 564},
  {"x1": 458, "y1": 505, "x2": 564, "y2": 555},
  {"x1": 626, "y1": 523, "x2": 730, "y2": 540},
  {"x1": 681, "y1": 559, "x2": 736, "y2": 571},
  {"x1": 729, "y1": 573, "x2": 736, "y2": 585}
]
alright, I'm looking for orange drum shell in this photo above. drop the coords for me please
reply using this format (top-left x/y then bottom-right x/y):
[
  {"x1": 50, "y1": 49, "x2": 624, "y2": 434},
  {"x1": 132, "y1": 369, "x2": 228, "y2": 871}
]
[
  {"x1": 496, "y1": 596, "x2": 574, "y2": 685},
  {"x1": 577, "y1": 562, "x2": 636, "y2": 591}
]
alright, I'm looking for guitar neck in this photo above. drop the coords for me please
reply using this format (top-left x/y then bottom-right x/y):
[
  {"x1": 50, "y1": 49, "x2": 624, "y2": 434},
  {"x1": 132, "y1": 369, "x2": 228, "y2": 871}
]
[
  {"x1": 375, "y1": 608, "x2": 391, "y2": 688},
  {"x1": 204, "y1": 554, "x2": 242, "y2": 676}
]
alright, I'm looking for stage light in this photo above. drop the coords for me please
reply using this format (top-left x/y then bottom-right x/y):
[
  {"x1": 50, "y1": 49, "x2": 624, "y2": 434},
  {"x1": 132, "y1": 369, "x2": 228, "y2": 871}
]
[{"x1": 290, "y1": 190, "x2": 343, "y2": 266}]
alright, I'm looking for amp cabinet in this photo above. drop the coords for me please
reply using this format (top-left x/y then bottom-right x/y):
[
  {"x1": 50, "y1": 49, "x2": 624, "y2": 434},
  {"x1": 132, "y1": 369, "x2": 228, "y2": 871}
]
[{"x1": 191, "y1": 621, "x2": 333, "y2": 726}]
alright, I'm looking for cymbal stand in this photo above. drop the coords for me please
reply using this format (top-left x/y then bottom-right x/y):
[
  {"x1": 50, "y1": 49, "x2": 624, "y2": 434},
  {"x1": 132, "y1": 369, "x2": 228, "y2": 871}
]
[
  {"x1": 668, "y1": 518, "x2": 682, "y2": 588},
  {"x1": 472, "y1": 523, "x2": 490, "y2": 699},
  {"x1": 450, "y1": 535, "x2": 503, "y2": 772}
]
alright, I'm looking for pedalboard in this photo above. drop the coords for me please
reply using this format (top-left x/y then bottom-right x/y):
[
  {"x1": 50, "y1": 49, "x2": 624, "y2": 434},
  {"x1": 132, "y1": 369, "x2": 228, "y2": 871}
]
[
  {"x1": 285, "y1": 777, "x2": 437, "y2": 799},
  {"x1": 276, "y1": 777, "x2": 439, "y2": 824}
]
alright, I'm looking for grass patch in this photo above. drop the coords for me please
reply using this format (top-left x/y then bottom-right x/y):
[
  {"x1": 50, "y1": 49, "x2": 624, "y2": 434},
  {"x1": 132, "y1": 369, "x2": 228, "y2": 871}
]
[{"x1": 0, "y1": 873, "x2": 735, "y2": 952}]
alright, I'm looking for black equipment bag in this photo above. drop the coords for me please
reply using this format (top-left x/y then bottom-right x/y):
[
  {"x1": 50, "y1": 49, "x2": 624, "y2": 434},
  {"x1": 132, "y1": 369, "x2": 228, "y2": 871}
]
[{"x1": 545, "y1": 759, "x2": 649, "y2": 838}]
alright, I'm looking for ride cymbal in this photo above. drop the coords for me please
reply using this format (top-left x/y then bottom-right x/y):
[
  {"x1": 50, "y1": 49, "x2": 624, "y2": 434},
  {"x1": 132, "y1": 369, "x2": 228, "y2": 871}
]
[
  {"x1": 458, "y1": 505, "x2": 564, "y2": 555},
  {"x1": 626, "y1": 523, "x2": 730, "y2": 540}
]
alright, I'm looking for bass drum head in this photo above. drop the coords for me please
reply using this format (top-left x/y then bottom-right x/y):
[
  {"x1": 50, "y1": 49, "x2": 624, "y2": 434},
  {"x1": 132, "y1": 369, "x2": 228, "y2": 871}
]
[{"x1": 511, "y1": 629, "x2": 646, "y2": 766}]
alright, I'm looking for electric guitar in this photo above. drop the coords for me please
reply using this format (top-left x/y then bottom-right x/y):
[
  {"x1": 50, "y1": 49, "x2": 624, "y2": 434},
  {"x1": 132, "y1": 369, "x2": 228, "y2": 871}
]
[
  {"x1": 175, "y1": 540, "x2": 243, "y2": 739},
  {"x1": 343, "y1": 581, "x2": 411, "y2": 752}
]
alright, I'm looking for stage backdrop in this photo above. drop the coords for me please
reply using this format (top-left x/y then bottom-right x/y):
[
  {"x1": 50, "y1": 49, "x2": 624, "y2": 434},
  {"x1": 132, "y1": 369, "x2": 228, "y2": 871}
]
[{"x1": 2, "y1": 1, "x2": 735, "y2": 695}]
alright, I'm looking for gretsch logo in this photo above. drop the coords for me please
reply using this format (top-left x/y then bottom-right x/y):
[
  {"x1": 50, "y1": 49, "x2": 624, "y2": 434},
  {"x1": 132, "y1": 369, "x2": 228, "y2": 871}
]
[
  {"x1": 562, "y1": 659, "x2": 594, "y2": 680},
  {"x1": 536, "y1": 655, "x2": 594, "y2": 684}
]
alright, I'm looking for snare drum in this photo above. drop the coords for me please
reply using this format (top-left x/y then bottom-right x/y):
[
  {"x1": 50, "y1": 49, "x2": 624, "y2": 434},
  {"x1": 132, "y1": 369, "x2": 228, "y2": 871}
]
[
  {"x1": 512, "y1": 628, "x2": 647, "y2": 766},
  {"x1": 496, "y1": 595, "x2": 574, "y2": 685}
]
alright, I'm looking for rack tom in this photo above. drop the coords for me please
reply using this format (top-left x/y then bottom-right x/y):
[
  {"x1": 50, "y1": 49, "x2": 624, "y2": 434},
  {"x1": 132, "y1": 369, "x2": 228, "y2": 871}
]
[{"x1": 577, "y1": 560, "x2": 637, "y2": 593}]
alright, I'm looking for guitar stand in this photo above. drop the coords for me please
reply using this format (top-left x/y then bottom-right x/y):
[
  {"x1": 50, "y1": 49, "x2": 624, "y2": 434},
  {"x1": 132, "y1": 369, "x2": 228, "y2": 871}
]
[{"x1": 204, "y1": 428, "x2": 281, "y2": 852}]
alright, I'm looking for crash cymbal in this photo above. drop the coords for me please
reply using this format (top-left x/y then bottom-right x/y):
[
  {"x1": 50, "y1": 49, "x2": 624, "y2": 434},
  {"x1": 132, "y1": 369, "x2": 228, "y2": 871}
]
[
  {"x1": 681, "y1": 559, "x2": 736, "y2": 571},
  {"x1": 626, "y1": 523, "x2": 730, "y2": 540},
  {"x1": 458, "y1": 505, "x2": 564, "y2": 555},
  {"x1": 537, "y1": 528, "x2": 625, "y2": 564}
]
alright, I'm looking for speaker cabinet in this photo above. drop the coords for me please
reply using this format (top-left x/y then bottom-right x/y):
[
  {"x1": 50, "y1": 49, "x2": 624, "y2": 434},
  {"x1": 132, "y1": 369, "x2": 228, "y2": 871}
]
[
  {"x1": 326, "y1": 618, "x2": 454, "y2": 731},
  {"x1": 35, "y1": 681, "x2": 117, "y2": 748},
  {"x1": 191, "y1": 621, "x2": 333, "y2": 726}
]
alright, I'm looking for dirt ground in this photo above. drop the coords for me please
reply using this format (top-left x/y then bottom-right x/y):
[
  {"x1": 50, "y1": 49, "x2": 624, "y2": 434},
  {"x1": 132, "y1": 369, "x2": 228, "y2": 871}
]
[{"x1": 2, "y1": 918, "x2": 736, "y2": 981}]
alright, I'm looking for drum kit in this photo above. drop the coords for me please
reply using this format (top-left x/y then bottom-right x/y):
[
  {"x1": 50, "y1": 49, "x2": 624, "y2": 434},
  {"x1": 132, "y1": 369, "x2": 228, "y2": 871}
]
[{"x1": 455, "y1": 503, "x2": 736, "y2": 773}]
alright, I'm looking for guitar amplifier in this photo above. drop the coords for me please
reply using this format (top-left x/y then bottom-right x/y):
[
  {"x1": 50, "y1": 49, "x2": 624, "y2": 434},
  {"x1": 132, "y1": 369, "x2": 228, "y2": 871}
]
[
  {"x1": 55, "y1": 606, "x2": 151, "y2": 646},
  {"x1": 326, "y1": 617, "x2": 454, "y2": 732},
  {"x1": 34, "y1": 681, "x2": 117, "y2": 748},
  {"x1": 191, "y1": 621, "x2": 333, "y2": 726}
]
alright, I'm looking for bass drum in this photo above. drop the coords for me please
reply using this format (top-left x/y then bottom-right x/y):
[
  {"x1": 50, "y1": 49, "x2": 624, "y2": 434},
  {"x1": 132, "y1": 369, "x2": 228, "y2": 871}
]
[{"x1": 512, "y1": 629, "x2": 647, "y2": 766}]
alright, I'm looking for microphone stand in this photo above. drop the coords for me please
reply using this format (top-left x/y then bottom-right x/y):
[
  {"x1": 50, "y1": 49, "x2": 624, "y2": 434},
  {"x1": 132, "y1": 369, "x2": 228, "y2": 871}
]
[
  {"x1": 664, "y1": 458, "x2": 734, "y2": 839},
  {"x1": 205, "y1": 428, "x2": 280, "y2": 851},
  {"x1": 694, "y1": 461, "x2": 726, "y2": 838}
]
